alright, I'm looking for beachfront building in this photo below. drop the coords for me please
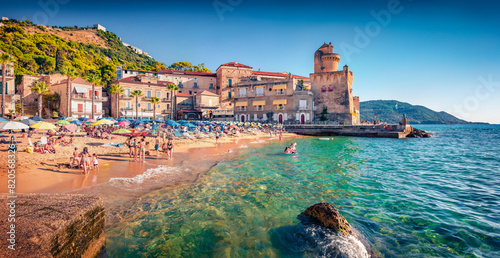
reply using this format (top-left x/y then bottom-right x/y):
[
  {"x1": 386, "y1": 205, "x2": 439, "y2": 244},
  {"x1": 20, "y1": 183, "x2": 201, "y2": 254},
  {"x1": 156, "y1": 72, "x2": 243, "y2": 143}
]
[
  {"x1": 50, "y1": 77, "x2": 105, "y2": 119},
  {"x1": 194, "y1": 90, "x2": 220, "y2": 120},
  {"x1": 113, "y1": 75, "x2": 174, "y2": 119},
  {"x1": 175, "y1": 92, "x2": 201, "y2": 120},
  {"x1": 0, "y1": 52, "x2": 19, "y2": 116},
  {"x1": 233, "y1": 76, "x2": 314, "y2": 123},
  {"x1": 310, "y1": 43, "x2": 360, "y2": 125}
]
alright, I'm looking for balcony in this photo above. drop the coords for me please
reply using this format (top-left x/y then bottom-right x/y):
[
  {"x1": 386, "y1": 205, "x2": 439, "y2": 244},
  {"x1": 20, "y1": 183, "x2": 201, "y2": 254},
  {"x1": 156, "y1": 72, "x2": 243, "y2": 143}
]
[
  {"x1": 298, "y1": 106, "x2": 308, "y2": 110},
  {"x1": 120, "y1": 95, "x2": 133, "y2": 100},
  {"x1": 162, "y1": 98, "x2": 172, "y2": 102},
  {"x1": 72, "y1": 95, "x2": 108, "y2": 102},
  {"x1": 255, "y1": 92, "x2": 264, "y2": 97},
  {"x1": 275, "y1": 91, "x2": 286, "y2": 95},
  {"x1": 236, "y1": 107, "x2": 247, "y2": 111},
  {"x1": 275, "y1": 106, "x2": 286, "y2": 110},
  {"x1": 255, "y1": 106, "x2": 264, "y2": 111},
  {"x1": 142, "y1": 96, "x2": 152, "y2": 101},
  {"x1": 121, "y1": 107, "x2": 133, "y2": 111},
  {"x1": 161, "y1": 109, "x2": 171, "y2": 114},
  {"x1": 239, "y1": 93, "x2": 247, "y2": 98}
]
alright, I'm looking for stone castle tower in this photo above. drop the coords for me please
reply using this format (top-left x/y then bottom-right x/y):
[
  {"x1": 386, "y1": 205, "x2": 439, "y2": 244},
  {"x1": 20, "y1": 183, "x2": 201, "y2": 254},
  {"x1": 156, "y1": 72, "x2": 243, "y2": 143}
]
[{"x1": 310, "y1": 43, "x2": 360, "y2": 125}]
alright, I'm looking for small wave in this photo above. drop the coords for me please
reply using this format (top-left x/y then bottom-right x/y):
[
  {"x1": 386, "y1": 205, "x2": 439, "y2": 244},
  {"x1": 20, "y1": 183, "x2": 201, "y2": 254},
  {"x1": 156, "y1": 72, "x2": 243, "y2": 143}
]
[{"x1": 109, "y1": 165, "x2": 188, "y2": 189}]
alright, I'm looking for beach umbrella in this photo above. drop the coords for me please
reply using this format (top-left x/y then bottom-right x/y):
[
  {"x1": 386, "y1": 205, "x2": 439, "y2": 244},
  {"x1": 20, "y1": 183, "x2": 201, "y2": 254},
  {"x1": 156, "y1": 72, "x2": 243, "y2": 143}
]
[
  {"x1": 56, "y1": 120, "x2": 70, "y2": 125},
  {"x1": 132, "y1": 119, "x2": 144, "y2": 124},
  {"x1": 14, "y1": 116, "x2": 29, "y2": 121},
  {"x1": 0, "y1": 117, "x2": 9, "y2": 122},
  {"x1": 117, "y1": 121, "x2": 130, "y2": 126},
  {"x1": 112, "y1": 129, "x2": 132, "y2": 134},
  {"x1": 62, "y1": 123, "x2": 77, "y2": 133},
  {"x1": 85, "y1": 119, "x2": 97, "y2": 123},
  {"x1": 92, "y1": 119, "x2": 114, "y2": 126},
  {"x1": 31, "y1": 116, "x2": 45, "y2": 122},
  {"x1": 20, "y1": 119, "x2": 38, "y2": 126},
  {"x1": 70, "y1": 120, "x2": 82, "y2": 125},
  {"x1": 0, "y1": 121, "x2": 29, "y2": 130},
  {"x1": 31, "y1": 122, "x2": 57, "y2": 130},
  {"x1": 59, "y1": 116, "x2": 67, "y2": 120},
  {"x1": 184, "y1": 123, "x2": 195, "y2": 128},
  {"x1": 78, "y1": 117, "x2": 89, "y2": 121}
]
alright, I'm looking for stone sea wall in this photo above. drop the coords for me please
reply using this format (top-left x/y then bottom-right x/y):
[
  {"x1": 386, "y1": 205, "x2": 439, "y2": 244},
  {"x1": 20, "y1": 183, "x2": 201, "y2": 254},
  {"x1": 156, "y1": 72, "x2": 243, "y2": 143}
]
[{"x1": 0, "y1": 194, "x2": 105, "y2": 257}]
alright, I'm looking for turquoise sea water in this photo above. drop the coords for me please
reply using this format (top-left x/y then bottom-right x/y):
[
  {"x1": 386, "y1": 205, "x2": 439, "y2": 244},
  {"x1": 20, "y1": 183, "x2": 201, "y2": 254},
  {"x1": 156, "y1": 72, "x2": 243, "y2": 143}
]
[{"x1": 106, "y1": 124, "x2": 500, "y2": 257}]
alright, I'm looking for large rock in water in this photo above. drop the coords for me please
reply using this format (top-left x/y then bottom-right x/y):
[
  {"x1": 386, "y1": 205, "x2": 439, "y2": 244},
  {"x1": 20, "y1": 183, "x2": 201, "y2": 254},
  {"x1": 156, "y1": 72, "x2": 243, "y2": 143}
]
[
  {"x1": 302, "y1": 203, "x2": 353, "y2": 237},
  {"x1": 407, "y1": 127, "x2": 432, "y2": 138}
]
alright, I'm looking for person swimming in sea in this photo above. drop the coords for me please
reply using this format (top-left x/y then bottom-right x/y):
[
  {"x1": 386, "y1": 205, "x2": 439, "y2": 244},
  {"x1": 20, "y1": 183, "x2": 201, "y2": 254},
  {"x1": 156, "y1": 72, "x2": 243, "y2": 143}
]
[{"x1": 284, "y1": 142, "x2": 297, "y2": 154}]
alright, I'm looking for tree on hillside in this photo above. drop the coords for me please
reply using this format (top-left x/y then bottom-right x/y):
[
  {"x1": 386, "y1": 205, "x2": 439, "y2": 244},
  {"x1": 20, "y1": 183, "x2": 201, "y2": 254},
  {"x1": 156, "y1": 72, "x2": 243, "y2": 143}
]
[
  {"x1": 108, "y1": 83, "x2": 124, "y2": 119},
  {"x1": 30, "y1": 81, "x2": 51, "y2": 117},
  {"x1": 0, "y1": 53, "x2": 15, "y2": 117},
  {"x1": 166, "y1": 83, "x2": 179, "y2": 120},
  {"x1": 86, "y1": 73, "x2": 102, "y2": 119},
  {"x1": 55, "y1": 48, "x2": 66, "y2": 72},
  {"x1": 60, "y1": 64, "x2": 78, "y2": 117},
  {"x1": 169, "y1": 62, "x2": 193, "y2": 71},
  {"x1": 130, "y1": 90, "x2": 143, "y2": 120},
  {"x1": 150, "y1": 96, "x2": 160, "y2": 120},
  {"x1": 154, "y1": 62, "x2": 166, "y2": 72}
]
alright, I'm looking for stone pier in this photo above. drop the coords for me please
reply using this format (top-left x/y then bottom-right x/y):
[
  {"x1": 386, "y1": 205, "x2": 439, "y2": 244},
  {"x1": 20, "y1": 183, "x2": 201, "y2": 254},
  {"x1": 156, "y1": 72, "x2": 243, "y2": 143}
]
[
  {"x1": 0, "y1": 194, "x2": 105, "y2": 257},
  {"x1": 285, "y1": 124, "x2": 412, "y2": 138}
]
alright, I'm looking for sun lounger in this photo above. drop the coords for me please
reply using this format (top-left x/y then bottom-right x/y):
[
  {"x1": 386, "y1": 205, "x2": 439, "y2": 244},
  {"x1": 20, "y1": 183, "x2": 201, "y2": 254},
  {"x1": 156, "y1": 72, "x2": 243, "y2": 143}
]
[{"x1": 173, "y1": 131, "x2": 185, "y2": 138}]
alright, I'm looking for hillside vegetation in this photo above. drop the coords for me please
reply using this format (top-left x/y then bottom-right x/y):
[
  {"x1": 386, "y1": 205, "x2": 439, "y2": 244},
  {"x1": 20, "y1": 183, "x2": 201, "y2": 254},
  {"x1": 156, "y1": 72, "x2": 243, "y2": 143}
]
[
  {"x1": 360, "y1": 100, "x2": 469, "y2": 124},
  {"x1": 0, "y1": 19, "x2": 159, "y2": 86}
]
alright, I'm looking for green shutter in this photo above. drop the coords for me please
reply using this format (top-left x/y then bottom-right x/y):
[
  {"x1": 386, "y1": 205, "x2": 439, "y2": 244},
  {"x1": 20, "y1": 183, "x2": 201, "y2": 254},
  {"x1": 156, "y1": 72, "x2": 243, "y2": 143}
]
[
  {"x1": 228, "y1": 92, "x2": 232, "y2": 99},
  {"x1": 5, "y1": 82, "x2": 7, "y2": 94}
]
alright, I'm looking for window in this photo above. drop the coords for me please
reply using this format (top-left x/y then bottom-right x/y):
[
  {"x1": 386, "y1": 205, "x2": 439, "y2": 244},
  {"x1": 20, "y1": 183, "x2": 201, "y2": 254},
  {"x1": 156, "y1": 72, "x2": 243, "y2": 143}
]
[
  {"x1": 157, "y1": 104, "x2": 160, "y2": 108},
  {"x1": 148, "y1": 103, "x2": 151, "y2": 110},
  {"x1": 228, "y1": 92, "x2": 232, "y2": 99},
  {"x1": 94, "y1": 105, "x2": 97, "y2": 112},
  {"x1": 228, "y1": 79, "x2": 232, "y2": 87},
  {"x1": 255, "y1": 105, "x2": 264, "y2": 111},
  {"x1": 276, "y1": 104, "x2": 285, "y2": 110},
  {"x1": 126, "y1": 101, "x2": 130, "y2": 109},
  {"x1": 194, "y1": 82, "x2": 198, "y2": 88},
  {"x1": 167, "y1": 104, "x2": 170, "y2": 110},
  {"x1": 156, "y1": 91, "x2": 161, "y2": 98},
  {"x1": 78, "y1": 104, "x2": 83, "y2": 112},
  {"x1": 239, "y1": 88, "x2": 247, "y2": 97},
  {"x1": 147, "y1": 90, "x2": 151, "y2": 98},
  {"x1": 209, "y1": 83, "x2": 214, "y2": 89},
  {"x1": 276, "y1": 89, "x2": 285, "y2": 95},
  {"x1": 166, "y1": 92, "x2": 170, "y2": 100},
  {"x1": 256, "y1": 87, "x2": 264, "y2": 96},
  {"x1": 4, "y1": 82, "x2": 8, "y2": 94},
  {"x1": 125, "y1": 89, "x2": 130, "y2": 97},
  {"x1": 178, "y1": 82, "x2": 183, "y2": 88},
  {"x1": 209, "y1": 99, "x2": 213, "y2": 106},
  {"x1": 299, "y1": 100, "x2": 307, "y2": 109},
  {"x1": 189, "y1": 91, "x2": 192, "y2": 95}
]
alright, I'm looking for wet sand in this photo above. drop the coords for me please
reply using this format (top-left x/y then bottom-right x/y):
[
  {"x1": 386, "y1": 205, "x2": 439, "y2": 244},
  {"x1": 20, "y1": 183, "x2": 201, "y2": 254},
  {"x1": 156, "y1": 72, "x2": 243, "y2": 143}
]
[{"x1": 1, "y1": 133, "x2": 297, "y2": 194}]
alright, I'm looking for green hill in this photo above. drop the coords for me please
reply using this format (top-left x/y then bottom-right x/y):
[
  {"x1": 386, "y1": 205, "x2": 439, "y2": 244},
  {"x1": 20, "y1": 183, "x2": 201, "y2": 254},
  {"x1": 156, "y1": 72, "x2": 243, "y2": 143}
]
[
  {"x1": 0, "y1": 19, "x2": 161, "y2": 86},
  {"x1": 360, "y1": 100, "x2": 469, "y2": 124}
]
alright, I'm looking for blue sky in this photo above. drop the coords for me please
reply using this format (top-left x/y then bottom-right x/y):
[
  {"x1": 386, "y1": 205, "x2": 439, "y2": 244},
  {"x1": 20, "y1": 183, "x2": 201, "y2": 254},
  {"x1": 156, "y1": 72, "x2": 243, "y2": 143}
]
[{"x1": 3, "y1": 0, "x2": 500, "y2": 123}]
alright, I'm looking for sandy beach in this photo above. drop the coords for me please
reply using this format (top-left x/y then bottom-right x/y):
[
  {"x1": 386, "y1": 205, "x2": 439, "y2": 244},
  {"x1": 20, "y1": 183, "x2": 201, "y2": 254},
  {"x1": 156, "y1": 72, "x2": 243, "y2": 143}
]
[{"x1": 0, "y1": 130, "x2": 299, "y2": 194}]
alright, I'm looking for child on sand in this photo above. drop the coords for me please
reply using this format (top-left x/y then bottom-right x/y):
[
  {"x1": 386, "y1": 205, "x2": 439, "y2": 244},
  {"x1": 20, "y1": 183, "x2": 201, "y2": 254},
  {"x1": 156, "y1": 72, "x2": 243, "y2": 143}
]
[
  {"x1": 92, "y1": 154, "x2": 99, "y2": 172},
  {"x1": 155, "y1": 136, "x2": 160, "y2": 156},
  {"x1": 70, "y1": 147, "x2": 79, "y2": 168}
]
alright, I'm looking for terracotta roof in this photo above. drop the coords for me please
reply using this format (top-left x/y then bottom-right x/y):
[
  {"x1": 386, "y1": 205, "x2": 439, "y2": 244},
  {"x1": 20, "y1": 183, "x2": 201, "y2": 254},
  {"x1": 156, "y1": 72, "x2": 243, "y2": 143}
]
[
  {"x1": 116, "y1": 76, "x2": 173, "y2": 86},
  {"x1": 54, "y1": 77, "x2": 100, "y2": 86},
  {"x1": 159, "y1": 69, "x2": 216, "y2": 77},
  {"x1": 122, "y1": 68, "x2": 157, "y2": 74},
  {"x1": 176, "y1": 93, "x2": 193, "y2": 97},
  {"x1": 217, "y1": 62, "x2": 253, "y2": 70},
  {"x1": 195, "y1": 90, "x2": 218, "y2": 96},
  {"x1": 252, "y1": 71, "x2": 310, "y2": 80}
]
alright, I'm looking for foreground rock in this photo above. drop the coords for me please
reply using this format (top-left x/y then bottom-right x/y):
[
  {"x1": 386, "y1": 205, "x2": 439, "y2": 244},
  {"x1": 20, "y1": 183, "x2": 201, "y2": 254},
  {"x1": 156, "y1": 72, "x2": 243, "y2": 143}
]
[
  {"x1": 302, "y1": 203, "x2": 354, "y2": 237},
  {"x1": 0, "y1": 194, "x2": 105, "y2": 258},
  {"x1": 407, "y1": 127, "x2": 432, "y2": 138}
]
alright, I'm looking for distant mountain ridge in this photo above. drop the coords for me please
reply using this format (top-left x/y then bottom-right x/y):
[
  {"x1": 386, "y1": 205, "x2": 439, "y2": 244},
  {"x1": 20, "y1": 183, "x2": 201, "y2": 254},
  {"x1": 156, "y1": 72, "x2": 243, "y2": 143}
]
[{"x1": 360, "y1": 100, "x2": 470, "y2": 124}]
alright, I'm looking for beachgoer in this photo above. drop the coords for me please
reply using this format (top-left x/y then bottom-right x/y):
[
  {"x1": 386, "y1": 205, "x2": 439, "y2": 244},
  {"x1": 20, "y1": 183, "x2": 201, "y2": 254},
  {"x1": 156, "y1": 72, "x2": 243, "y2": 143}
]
[
  {"x1": 215, "y1": 131, "x2": 219, "y2": 144},
  {"x1": 80, "y1": 147, "x2": 90, "y2": 174},
  {"x1": 71, "y1": 147, "x2": 79, "y2": 168},
  {"x1": 155, "y1": 136, "x2": 160, "y2": 156},
  {"x1": 284, "y1": 142, "x2": 297, "y2": 154},
  {"x1": 127, "y1": 137, "x2": 135, "y2": 158},
  {"x1": 166, "y1": 138, "x2": 174, "y2": 159},
  {"x1": 92, "y1": 154, "x2": 99, "y2": 172}
]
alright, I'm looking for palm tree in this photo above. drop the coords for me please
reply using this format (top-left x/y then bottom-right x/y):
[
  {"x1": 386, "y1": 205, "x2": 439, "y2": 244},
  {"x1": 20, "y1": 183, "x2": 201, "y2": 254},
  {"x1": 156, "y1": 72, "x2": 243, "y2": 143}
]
[
  {"x1": 130, "y1": 90, "x2": 143, "y2": 120},
  {"x1": 60, "y1": 65, "x2": 78, "y2": 117},
  {"x1": 108, "y1": 84, "x2": 124, "y2": 119},
  {"x1": 0, "y1": 53, "x2": 15, "y2": 118},
  {"x1": 86, "y1": 74, "x2": 102, "y2": 119},
  {"x1": 166, "y1": 83, "x2": 179, "y2": 120},
  {"x1": 150, "y1": 96, "x2": 160, "y2": 120},
  {"x1": 30, "y1": 81, "x2": 51, "y2": 117}
]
